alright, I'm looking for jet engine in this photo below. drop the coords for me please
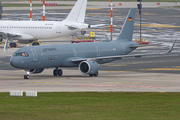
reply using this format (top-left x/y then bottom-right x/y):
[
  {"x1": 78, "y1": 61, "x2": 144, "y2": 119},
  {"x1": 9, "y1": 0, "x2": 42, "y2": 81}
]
[
  {"x1": 78, "y1": 61, "x2": 99, "y2": 75},
  {"x1": 29, "y1": 68, "x2": 44, "y2": 74}
]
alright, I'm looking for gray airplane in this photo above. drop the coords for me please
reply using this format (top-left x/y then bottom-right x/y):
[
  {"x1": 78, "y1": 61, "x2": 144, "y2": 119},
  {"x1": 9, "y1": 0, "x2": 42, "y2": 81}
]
[{"x1": 9, "y1": 8, "x2": 175, "y2": 79}]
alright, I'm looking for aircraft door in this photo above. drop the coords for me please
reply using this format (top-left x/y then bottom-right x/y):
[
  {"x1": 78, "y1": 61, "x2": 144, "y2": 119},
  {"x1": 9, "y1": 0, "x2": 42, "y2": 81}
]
[
  {"x1": 96, "y1": 46, "x2": 100, "y2": 56},
  {"x1": 31, "y1": 49, "x2": 38, "y2": 61},
  {"x1": 56, "y1": 23, "x2": 61, "y2": 33},
  {"x1": 120, "y1": 43, "x2": 126, "y2": 55},
  {"x1": 7, "y1": 25, "x2": 12, "y2": 31},
  {"x1": 73, "y1": 48, "x2": 77, "y2": 56}
]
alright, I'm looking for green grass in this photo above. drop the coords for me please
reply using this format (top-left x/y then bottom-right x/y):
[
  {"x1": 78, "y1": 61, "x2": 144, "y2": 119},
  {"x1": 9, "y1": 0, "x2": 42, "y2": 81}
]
[{"x1": 1, "y1": 92, "x2": 180, "y2": 120}]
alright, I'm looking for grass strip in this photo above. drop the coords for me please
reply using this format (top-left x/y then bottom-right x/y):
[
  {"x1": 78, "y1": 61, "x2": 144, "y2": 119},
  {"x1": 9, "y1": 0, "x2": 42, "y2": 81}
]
[{"x1": 0, "y1": 92, "x2": 180, "y2": 120}]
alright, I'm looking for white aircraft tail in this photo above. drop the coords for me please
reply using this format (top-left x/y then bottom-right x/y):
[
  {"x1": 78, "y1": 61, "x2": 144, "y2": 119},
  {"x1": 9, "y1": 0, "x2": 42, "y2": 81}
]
[{"x1": 64, "y1": 0, "x2": 87, "y2": 23}]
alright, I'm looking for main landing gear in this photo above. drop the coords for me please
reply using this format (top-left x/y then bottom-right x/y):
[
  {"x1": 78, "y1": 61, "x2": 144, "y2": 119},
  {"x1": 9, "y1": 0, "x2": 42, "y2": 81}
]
[
  {"x1": 32, "y1": 40, "x2": 41, "y2": 46},
  {"x1": 32, "y1": 41, "x2": 40, "y2": 46},
  {"x1": 23, "y1": 68, "x2": 98, "y2": 79},
  {"x1": 53, "y1": 68, "x2": 63, "y2": 76},
  {"x1": 89, "y1": 72, "x2": 98, "y2": 77}
]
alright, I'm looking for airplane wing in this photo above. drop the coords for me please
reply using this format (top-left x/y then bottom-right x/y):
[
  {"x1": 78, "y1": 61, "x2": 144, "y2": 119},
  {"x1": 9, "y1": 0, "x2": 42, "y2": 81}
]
[
  {"x1": 66, "y1": 24, "x2": 106, "y2": 30},
  {"x1": 0, "y1": 32, "x2": 35, "y2": 40},
  {"x1": 72, "y1": 40, "x2": 176, "y2": 62},
  {"x1": 0, "y1": 31, "x2": 21, "y2": 37}
]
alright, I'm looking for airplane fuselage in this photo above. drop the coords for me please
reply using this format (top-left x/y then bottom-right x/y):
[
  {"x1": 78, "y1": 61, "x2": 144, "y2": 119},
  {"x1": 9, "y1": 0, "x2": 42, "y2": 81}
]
[
  {"x1": 10, "y1": 41, "x2": 137, "y2": 69},
  {"x1": 9, "y1": 8, "x2": 141, "y2": 79},
  {"x1": 8, "y1": 8, "x2": 175, "y2": 79},
  {"x1": 0, "y1": 21, "x2": 89, "y2": 40}
]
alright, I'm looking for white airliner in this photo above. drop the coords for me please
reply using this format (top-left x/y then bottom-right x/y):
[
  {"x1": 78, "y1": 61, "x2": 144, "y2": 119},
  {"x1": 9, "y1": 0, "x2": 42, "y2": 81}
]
[{"x1": 0, "y1": 0, "x2": 90, "y2": 47}]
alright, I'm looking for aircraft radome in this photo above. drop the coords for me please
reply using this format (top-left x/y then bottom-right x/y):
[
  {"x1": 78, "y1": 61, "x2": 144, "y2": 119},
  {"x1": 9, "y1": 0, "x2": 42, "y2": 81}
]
[
  {"x1": 8, "y1": 8, "x2": 176, "y2": 79},
  {"x1": 0, "y1": 0, "x2": 98, "y2": 48}
]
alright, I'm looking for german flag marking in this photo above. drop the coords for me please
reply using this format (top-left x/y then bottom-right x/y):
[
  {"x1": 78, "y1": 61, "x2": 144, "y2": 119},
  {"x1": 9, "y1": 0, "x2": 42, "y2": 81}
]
[{"x1": 129, "y1": 17, "x2": 132, "y2": 21}]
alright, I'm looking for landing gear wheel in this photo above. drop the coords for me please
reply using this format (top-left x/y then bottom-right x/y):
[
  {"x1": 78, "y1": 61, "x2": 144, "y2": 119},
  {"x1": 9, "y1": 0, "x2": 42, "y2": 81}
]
[
  {"x1": 89, "y1": 74, "x2": 93, "y2": 77},
  {"x1": 32, "y1": 42, "x2": 40, "y2": 46},
  {"x1": 24, "y1": 75, "x2": 30, "y2": 79},
  {"x1": 89, "y1": 72, "x2": 98, "y2": 77},
  {"x1": 94, "y1": 72, "x2": 98, "y2": 77},
  {"x1": 57, "y1": 69, "x2": 63, "y2": 76},
  {"x1": 53, "y1": 69, "x2": 58, "y2": 76},
  {"x1": 9, "y1": 42, "x2": 17, "y2": 48},
  {"x1": 53, "y1": 69, "x2": 63, "y2": 76}
]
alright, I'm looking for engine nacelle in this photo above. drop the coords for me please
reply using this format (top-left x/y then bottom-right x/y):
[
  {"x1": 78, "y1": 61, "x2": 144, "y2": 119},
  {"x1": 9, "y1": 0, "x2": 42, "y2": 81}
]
[
  {"x1": 78, "y1": 61, "x2": 99, "y2": 75},
  {"x1": 29, "y1": 68, "x2": 44, "y2": 74}
]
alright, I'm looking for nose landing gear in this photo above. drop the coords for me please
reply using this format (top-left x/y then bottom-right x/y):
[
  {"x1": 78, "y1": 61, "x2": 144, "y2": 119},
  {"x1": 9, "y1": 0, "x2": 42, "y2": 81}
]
[
  {"x1": 24, "y1": 75, "x2": 30, "y2": 79},
  {"x1": 24, "y1": 70, "x2": 30, "y2": 79}
]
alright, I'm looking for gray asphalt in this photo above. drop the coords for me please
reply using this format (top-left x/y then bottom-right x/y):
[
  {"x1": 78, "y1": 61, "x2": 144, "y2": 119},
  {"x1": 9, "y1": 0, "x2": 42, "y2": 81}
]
[{"x1": 1, "y1": 4, "x2": 180, "y2": 92}]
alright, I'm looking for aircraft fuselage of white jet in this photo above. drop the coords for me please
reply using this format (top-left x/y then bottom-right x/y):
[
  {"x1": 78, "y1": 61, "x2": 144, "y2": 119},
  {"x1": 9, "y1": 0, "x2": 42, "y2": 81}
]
[{"x1": 0, "y1": 21, "x2": 89, "y2": 40}]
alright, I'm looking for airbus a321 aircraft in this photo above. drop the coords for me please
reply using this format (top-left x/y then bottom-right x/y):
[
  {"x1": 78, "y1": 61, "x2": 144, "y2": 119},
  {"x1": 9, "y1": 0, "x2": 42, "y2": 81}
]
[
  {"x1": 8, "y1": 8, "x2": 176, "y2": 79},
  {"x1": 0, "y1": 0, "x2": 90, "y2": 48}
]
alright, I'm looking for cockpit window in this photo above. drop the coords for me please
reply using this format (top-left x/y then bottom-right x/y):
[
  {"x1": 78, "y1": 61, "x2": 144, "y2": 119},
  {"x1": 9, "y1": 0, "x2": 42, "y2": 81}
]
[{"x1": 13, "y1": 52, "x2": 29, "y2": 57}]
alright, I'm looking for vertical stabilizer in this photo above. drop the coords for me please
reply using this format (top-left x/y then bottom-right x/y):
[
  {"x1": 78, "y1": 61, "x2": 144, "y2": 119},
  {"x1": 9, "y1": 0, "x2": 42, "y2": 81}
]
[
  {"x1": 65, "y1": 0, "x2": 87, "y2": 23},
  {"x1": 116, "y1": 8, "x2": 136, "y2": 41}
]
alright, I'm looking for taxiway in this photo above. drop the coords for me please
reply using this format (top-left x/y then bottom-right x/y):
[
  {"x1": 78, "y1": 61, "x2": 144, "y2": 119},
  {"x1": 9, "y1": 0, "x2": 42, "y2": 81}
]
[{"x1": 0, "y1": 3, "x2": 180, "y2": 92}]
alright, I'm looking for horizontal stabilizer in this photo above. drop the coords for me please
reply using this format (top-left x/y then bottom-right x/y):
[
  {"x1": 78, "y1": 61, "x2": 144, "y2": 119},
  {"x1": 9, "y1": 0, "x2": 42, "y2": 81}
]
[
  {"x1": 65, "y1": 25, "x2": 79, "y2": 30},
  {"x1": 90, "y1": 24, "x2": 106, "y2": 28}
]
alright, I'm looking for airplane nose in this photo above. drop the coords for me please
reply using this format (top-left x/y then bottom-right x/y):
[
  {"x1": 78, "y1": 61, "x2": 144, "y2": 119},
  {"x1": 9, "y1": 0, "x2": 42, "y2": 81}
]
[{"x1": 10, "y1": 57, "x2": 19, "y2": 68}]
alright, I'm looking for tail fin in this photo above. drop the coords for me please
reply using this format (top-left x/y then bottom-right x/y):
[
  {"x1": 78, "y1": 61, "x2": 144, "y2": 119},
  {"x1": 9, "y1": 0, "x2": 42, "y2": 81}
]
[
  {"x1": 116, "y1": 8, "x2": 136, "y2": 42},
  {"x1": 65, "y1": 0, "x2": 87, "y2": 23}
]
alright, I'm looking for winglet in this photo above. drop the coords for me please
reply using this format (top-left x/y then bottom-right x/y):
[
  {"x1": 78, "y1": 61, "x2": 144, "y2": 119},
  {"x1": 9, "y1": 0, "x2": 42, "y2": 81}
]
[
  {"x1": 4, "y1": 37, "x2": 9, "y2": 52},
  {"x1": 161, "y1": 40, "x2": 176, "y2": 54},
  {"x1": 4, "y1": 37, "x2": 14, "y2": 53}
]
